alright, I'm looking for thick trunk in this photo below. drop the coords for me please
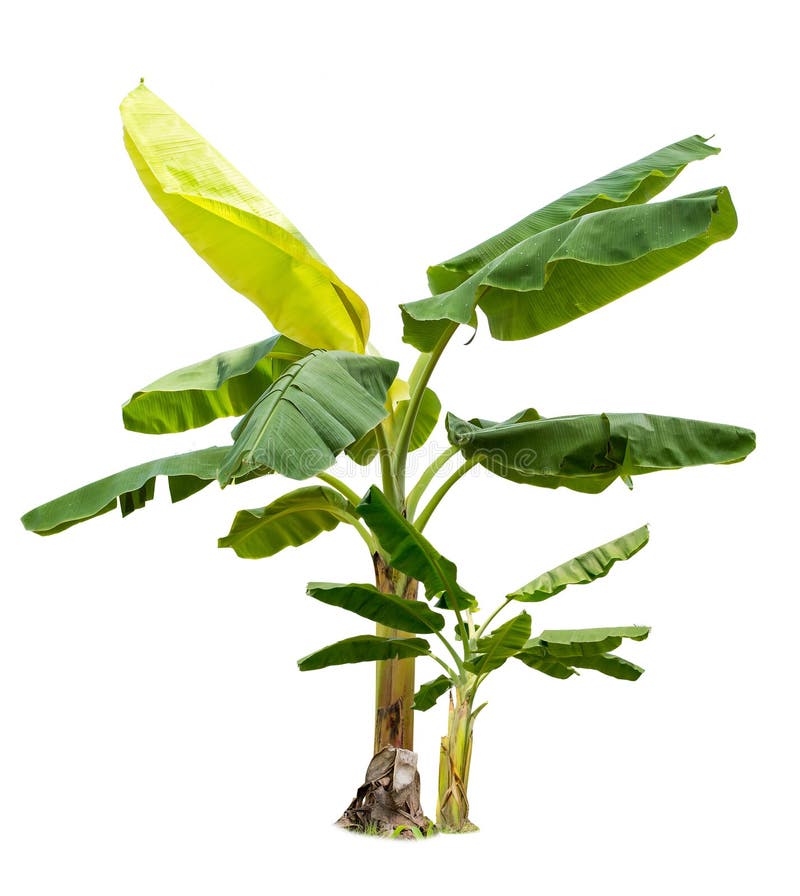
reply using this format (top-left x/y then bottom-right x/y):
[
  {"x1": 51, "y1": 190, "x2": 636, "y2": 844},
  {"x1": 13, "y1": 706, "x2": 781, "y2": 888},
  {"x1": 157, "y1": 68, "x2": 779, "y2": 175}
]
[
  {"x1": 437, "y1": 690, "x2": 478, "y2": 833},
  {"x1": 373, "y1": 553, "x2": 418, "y2": 753},
  {"x1": 334, "y1": 555, "x2": 433, "y2": 836}
]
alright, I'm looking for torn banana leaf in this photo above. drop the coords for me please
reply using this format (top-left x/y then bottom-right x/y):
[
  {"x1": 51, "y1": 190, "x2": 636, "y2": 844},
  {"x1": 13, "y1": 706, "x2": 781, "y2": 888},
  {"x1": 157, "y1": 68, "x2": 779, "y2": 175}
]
[
  {"x1": 446, "y1": 410, "x2": 755, "y2": 494},
  {"x1": 22, "y1": 446, "x2": 264, "y2": 536}
]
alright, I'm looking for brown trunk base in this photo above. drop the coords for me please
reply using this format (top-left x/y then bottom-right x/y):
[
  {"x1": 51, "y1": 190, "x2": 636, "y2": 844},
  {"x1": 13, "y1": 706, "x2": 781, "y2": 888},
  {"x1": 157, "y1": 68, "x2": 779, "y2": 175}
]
[{"x1": 336, "y1": 746, "x2": 433, "y2": 839}]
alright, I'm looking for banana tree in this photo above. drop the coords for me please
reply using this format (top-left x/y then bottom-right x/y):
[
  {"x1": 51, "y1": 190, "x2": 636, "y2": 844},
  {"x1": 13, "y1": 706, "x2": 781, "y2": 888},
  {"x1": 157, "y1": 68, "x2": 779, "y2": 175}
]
[{"x1": 21, "y1": 83, "x2": 755, "y2": 835}]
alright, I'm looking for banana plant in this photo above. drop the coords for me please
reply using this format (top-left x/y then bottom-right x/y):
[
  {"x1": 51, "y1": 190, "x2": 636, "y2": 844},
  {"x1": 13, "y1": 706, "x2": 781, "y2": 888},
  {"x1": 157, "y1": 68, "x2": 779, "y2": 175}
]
[
  {"x1": 21, "y1": 83, "x2": 755, "y2": 835},
  {"x1": 299, "y1": 511, "x2": 653, "y2": 831}
]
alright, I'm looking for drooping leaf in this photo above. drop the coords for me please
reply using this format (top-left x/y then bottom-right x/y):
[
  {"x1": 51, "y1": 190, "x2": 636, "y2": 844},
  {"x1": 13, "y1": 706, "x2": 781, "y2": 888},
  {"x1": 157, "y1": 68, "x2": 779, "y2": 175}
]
[
  {"x1": 218, "y1": 351, "x2": 398, "y2": 484},
  {"x1": 121, "y1": 84, "x2": 370, "y2": 352},
  {"x1": 21, "y1": 447, "x2": 262, "y2": 536},
  {"x1": 402, "y1": 187, "x2": 737, "y2": 351},
  {"x1": 297, "y1": 635, "x2": 431, "y2": 671},
  {"x1": 122, "y1": 334, "x2": 308, "y2": 434},
  {"x1": 305, "y1": 582, "x2": 446, "y2": 633},
  {"x1": 508, "y1": 525, "x2": 650, "y2": 603},
  {"x1": 357, "y1": 486, "x2": 476, "y2": 609},
  {"x1": 412, "y1": 675, "x2": 452, "y2": 711},
  {"x1": 217, "y1": 486, "x2": 357, "y2": 559},
  {"x1": 447, "y1": 410, "x2": 755, "y2": 494},
  {"x1": 347, "y1": 382, "x2": 441, "y2": 465},
  {"x1": 465, "y1": 611, "x2": 532, "y2": 675},
  {"x1": 567, "y1": 653, "x2": 644, "y2": 681},
  {"x1": 427, "y1": 135, "x2": 720, "y2": 294},
  {"x1": 520, "y1": 626, "x2": 651, "y2": 660}
]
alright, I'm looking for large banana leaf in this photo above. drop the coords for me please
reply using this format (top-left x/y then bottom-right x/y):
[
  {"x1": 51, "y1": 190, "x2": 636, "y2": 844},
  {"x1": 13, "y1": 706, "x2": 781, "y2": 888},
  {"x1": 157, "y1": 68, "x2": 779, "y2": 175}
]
[
  {"x1": 21, "y1": 446, "x2": 261, "y2": 536},
  {"x1": 508, "y1": 525, "x2": 649, "y2": 602},
  {"x1": 519, "y1": 626, "x2": 651, "y2": 659},
  {"x1": 121, "y1": 85, "x2": 369, "y2": 352},
  {"x1": 412, "y1": 674, "x2": 452, "y2": 711},
  {"x1": 305, "y1": 582, "x2": 446, "y2": 633},
  {"x1": 217, "y1": 486, "x2": 357, "y2": 559},
  {"x1": 357, "y1": 486, "x2": 476, "y2": 609},
  {"x1": 447, "y1": 410, "x2": 755, "y2": 494},
  {"x1": 427, "y1": 135, "x2": 720, "y2": 294},
  {"x1": 297, "y1": 635, "x2": 431, "y2": 671},
  {"x1": 516, "y1": 627, "x2": 650, "y2": 680},
  {"x1": 465, "y1": 611, "x2": 532, "y2": 675},
  {"x1": 123, "y1": 334, "x2": 308, "y2": 434},
  {"x1": 218, "y1": 351, "x2": 398, "y2": 484},
  {"x1": 402, "y1": 187, "x2": 736, "y2": 351}
]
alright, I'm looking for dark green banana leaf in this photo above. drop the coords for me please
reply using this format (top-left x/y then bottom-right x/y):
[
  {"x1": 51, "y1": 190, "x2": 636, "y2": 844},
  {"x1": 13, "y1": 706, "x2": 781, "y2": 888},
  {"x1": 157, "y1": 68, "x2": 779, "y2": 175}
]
[
  {"x1": 412, "y1": 674, "x2": 452, "y2": 711},
  {"x1": 520, "y1": 626, "x2": 651, "y2": 660},
  {"x1": 508, "y1": 525, "x2": 649, "y2": 602},
  {"x1": 305, "y1": 582, "x2": 446, "y2": 633},
  {"x1": 297, "y1": 635, "x2": 431, "y2": 671},
  {"x1": 123, "y1": 334, "x2": 308, "y2": 434},
  {"x1": 218, "y1": 351, "x2": 398, "y2": 484},
  {"x1": 427, "y1": 135, "x2": 720, "y2": 294},
  {"x1": 21, "y1": 446, "x2": 264, "y2": 536},
  {"x1": 516, "y1": 651, "x2": 644, "y2": 681},
  {"x1": 217, "y1": 486, "x2": 357, "y2": 559},
  {"x1": 447, "y1": 410, "x2": 755, "y2": 494},
  {"x1": 357, "y1": 486, "x2": 476, "y2": 609},
  {"x1": 465, "y1": 611, "x2": 532, "y2": 675},
  {"x1": 568, "y1": 653, "x2": 644, "y2": 681},
  {"x1": 402, "y1": 187, "x2": 736, "y2": 351}
]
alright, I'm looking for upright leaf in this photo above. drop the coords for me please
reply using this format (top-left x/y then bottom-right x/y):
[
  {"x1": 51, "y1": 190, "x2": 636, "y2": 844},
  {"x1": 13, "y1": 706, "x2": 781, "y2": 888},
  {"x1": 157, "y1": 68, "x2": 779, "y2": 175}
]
[
  {"x1": 357, "y1": 486, "x2": 476, "y2": 609},
  {"x1": 217, "y1": 486, "x2": 357, "y2": 559},
  {"x1": 428, "y1": 135, "x2": 720, "y2": 294},
  {"x1": 403, "y1": 188, "x2": 737, "y2": 351},
  {"x1": 218, "y1": 351, "x2": 398, "y2": 483},
  {"x1": 508, "y1": 525, "x2": 649, "y2": 602},
  {"x1": 465, "y1": 612, "x2": 532, "y2": 675},
  {"x1": 121, "y1": 84, "x2": 370, "y2": 352},
  {"x1": 447, "y1": 410, "x2": 755, "y2": 494},
  {"x1": 297, "y1": 635, "x2": 431, "y2": 671},
  {"x1": 21, "y1": 447, "x2": 262, "y2": 535},
  {"x1": 306, "y1": 582, "x2": 446, "y2": 633},
  {"x1": 122, "y1": 334, "x2": 308, "y2": 434}
]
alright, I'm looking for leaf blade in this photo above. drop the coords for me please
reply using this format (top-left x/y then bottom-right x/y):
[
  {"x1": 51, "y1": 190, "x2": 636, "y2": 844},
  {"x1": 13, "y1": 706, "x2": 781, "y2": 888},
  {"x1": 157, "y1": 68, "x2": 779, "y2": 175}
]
[
  {"x1": 122, "y1": 334, "x2": 308, "y2": 434},
  {"x1": 218, "y1": 351, "x2": 398, "y2": 483},
  {"x1": 508, "y1": 525, "x2": 650, "y2": 602},
  {"x1": 447, "y1": 410, "x2": 755, "y2": 493},
  {"x1": 357, "y1": 486, "x2": 476, "y2": 609},
  {"x1": 217, "y1": 487, "x2": 356, "y2": 559},
  {"x1": 404, "y1": 187, "x2": 736, "y2": 349},
  {"x1": 306, "y1": 582, "x2": 446, "y2": 633},
  {"x1": 427, "y1": 135, "x2": 721, "y2": 293},
  {"x1": 21, "y1": 446, "x2": 259, "y2": 535},
  {"x1": 121, "y1": 84, "x2": 370, "y2": 352},
  {"x1": 412, "y1": 675, "x2": 452, "y2": 711},
  {"x1": 297, "y1": 635, "x2": 431, "y2": 671}
]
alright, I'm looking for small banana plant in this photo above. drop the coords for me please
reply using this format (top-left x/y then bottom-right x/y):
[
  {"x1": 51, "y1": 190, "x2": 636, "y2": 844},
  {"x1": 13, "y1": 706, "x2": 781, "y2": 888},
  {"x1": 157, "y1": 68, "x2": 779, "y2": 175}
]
[
  {"x1": 298, "y1": 509, "x2": 652, "y2": 832},
  {"x1": 21, "y1": 82, "x2": 755, "y2": 835}
]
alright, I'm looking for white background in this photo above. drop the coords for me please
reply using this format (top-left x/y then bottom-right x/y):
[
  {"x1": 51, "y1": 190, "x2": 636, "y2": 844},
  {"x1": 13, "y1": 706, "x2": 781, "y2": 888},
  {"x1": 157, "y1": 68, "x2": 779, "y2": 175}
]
[{"x1": 2, "y1": 1, "x2": 796, "y2": 893}]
